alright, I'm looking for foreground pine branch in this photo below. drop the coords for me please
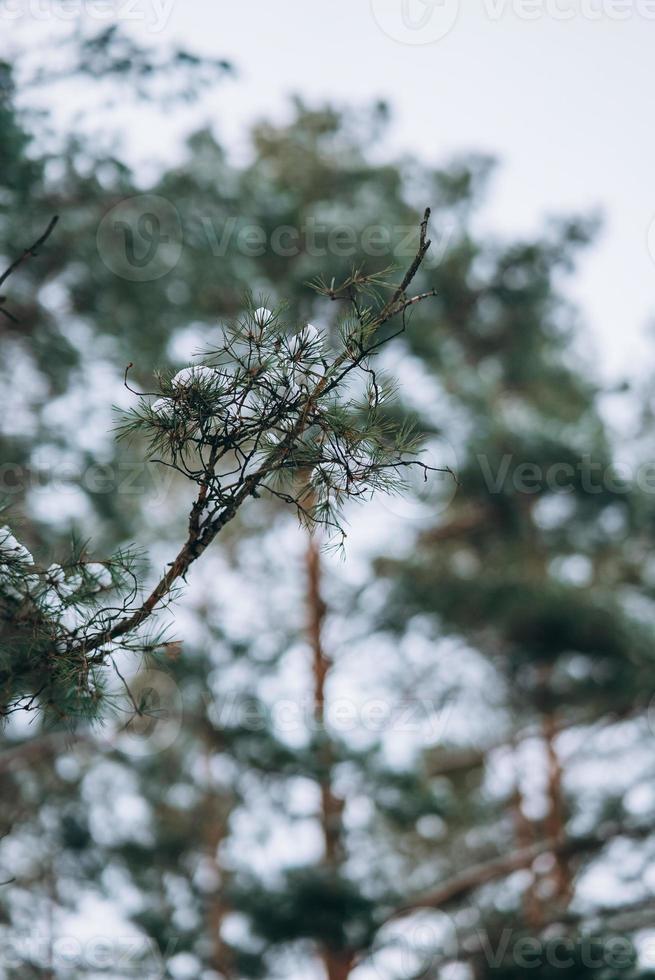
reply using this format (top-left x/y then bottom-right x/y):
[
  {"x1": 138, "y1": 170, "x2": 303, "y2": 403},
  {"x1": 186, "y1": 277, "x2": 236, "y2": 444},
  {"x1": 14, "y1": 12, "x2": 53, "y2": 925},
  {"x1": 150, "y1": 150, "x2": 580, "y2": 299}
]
[{"x1": 0, "y1": 210, "x2": 447, "y2": 721}]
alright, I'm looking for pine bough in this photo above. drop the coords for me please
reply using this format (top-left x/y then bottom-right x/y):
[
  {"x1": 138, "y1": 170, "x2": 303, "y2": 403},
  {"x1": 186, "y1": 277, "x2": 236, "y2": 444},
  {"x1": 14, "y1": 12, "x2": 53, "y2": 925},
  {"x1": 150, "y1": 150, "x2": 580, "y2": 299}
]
[{"x1": 0, "y1": 210, "x2": 445, "y2": 721}]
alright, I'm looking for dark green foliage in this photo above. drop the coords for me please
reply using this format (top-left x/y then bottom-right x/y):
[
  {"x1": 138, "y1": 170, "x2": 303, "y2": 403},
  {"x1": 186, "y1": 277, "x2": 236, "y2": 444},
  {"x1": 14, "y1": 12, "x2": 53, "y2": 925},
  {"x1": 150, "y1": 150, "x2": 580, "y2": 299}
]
[{"x1": 232, "y1": 869, "x2": 378, "y2": 952}]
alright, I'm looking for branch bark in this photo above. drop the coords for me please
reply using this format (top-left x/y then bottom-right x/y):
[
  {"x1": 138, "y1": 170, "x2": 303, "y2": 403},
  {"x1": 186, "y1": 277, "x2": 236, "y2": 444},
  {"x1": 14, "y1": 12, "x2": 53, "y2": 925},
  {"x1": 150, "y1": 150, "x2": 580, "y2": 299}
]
[
  {"x1": 0, "y1": 216, "x2": 59, "y2": 322},
  {"x1": 306, "y1": 529, "x2": 353, "y2": 980},
  {"x1": 392, "y1": 822, "x2": 653, "y2": 918}
]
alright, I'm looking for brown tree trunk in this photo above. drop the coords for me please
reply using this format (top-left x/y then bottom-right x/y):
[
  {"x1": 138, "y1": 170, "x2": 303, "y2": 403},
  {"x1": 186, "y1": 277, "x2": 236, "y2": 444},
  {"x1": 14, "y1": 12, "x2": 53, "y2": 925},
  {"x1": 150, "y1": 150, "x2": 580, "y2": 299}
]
[
  {"x1": 542, "y1": 710, "x2": 571, "y2": 905},
  {"x1": 201, "y1": 748, "x2": 235, "y2": 977},
  {"x1": 322, "y1": 950, "x2": 356, "y2": 980},
  {"x1": 306, "y1": 532, "x2": 351, "y2": 980},
  {"x1": 510, "y1": 778, "x2": 543, "y2": 928}
]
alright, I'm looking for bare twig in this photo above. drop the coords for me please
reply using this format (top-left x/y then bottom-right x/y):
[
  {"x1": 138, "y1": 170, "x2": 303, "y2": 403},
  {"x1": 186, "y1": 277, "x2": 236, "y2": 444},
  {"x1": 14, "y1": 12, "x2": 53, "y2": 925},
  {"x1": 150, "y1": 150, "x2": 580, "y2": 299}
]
[{"x1": 0, "y1": 216, "x2": 59, "y2": 322}]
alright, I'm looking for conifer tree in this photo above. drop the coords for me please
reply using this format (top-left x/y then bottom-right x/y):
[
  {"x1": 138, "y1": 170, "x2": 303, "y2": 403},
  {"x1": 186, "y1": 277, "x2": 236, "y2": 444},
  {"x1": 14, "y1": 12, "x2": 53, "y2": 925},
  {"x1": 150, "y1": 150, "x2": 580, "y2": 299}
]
[
  {"x1": 373, "y1": 188, "x2": 655, "y2": 977},
  {"x1": 1, "y1": 30, "x2": 655, "y2": 980}
]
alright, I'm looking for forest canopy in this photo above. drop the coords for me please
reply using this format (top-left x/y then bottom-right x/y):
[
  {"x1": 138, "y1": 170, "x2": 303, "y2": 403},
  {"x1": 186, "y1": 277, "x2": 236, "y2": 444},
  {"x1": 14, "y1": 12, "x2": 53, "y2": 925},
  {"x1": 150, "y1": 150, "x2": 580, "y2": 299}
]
[{"x1": 0, "y1": 24, "x2": 654, "y2": 980}]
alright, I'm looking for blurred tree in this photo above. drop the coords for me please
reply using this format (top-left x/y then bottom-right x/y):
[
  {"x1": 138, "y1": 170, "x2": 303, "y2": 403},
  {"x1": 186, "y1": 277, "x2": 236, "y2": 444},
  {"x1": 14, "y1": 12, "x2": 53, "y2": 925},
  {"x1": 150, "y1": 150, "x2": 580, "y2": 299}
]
[{"x1": 372, "y1": 174, "x2": 655, "y2": 976}]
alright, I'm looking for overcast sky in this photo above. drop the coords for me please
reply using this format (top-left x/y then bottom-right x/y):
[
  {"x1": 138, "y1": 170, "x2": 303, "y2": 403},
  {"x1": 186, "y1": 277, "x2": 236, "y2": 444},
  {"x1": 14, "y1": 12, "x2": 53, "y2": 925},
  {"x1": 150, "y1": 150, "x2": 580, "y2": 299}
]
[{"x1": 8, "y1": 0, "x2": 655, "y2": 382}]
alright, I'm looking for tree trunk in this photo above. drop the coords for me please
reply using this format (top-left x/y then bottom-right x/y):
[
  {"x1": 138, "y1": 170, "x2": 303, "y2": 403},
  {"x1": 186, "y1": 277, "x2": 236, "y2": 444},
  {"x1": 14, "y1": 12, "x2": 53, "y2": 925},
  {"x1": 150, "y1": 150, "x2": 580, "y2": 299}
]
[
  {"x1": 542, "y1": 710, "x2": 571, "y2": 905},
  {"x1": 306, "y1": 532, "x2": 351, "y2": 979},
  {"x1": 510, "y1": 778, "x2": 542, "y2": 928},
  {"x1": 322, "y1": 950, "x2": 356, "y2": 980},
  {"x1": 202, "y1": 748, "x2": 234, "y2": 977}
]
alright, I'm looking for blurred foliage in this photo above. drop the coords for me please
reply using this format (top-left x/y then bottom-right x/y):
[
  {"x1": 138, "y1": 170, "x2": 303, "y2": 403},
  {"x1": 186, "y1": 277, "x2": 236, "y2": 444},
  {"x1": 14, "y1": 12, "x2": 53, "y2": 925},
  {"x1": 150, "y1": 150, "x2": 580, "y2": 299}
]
[{"x1": 0, "y1": 24, "x2": 654, "y2": 980}]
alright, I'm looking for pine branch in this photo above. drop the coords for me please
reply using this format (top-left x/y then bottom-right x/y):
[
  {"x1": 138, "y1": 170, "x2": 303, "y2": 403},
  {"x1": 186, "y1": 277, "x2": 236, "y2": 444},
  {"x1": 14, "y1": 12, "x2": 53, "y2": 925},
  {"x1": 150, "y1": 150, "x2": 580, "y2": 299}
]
[
  {"x1": 76, "y1": 215, "x2": 440, "y2": 659},
  {"x1": 1, "y1": 209, "x2": 444, "y2": 719}
]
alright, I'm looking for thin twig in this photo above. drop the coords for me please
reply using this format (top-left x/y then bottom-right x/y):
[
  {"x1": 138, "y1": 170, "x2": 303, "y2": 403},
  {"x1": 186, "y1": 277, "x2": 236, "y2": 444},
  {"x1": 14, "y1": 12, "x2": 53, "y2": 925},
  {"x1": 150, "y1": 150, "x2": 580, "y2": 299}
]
[{"x1": 0, "y1": 215, "x2": 59, "y2": 321}]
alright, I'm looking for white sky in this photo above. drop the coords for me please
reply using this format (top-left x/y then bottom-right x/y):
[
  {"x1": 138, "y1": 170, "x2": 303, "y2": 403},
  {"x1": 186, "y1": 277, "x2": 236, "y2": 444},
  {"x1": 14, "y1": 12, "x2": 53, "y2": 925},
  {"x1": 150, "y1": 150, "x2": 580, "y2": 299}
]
[
  {"x1": 134, "y1": 1, "x2": 655, "y2": 380},
  {"x1": 7, "y1": 0, "x2": 655, "y2": 381}
]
